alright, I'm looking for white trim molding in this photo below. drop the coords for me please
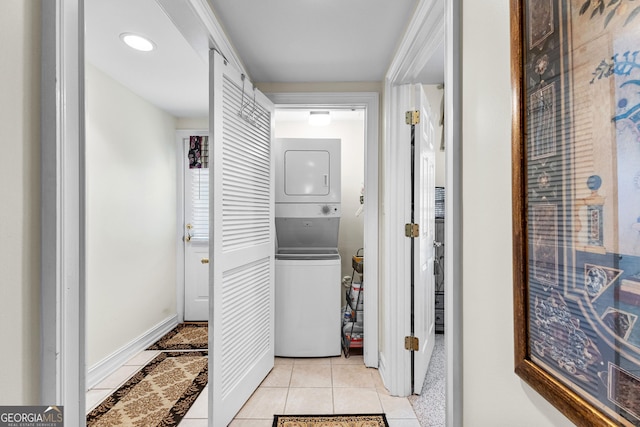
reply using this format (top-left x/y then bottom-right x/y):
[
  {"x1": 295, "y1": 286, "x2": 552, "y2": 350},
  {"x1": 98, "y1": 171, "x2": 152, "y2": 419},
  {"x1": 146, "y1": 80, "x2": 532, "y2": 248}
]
[
  {"x1": 176, "y1": 132, "x2": 186, "y2": 324},
  {"x1": 175, "y1": 129, "x2": 209, "y2": 323},
  {"x1": 266, "y1": 92, "x2": 380, "y2": 369},
  {"x1": 386, "y1": 0, "x2": 445, "y2": 84},
  {"x1": 41, "y1": 0, "x2": 85, "y2": 424},
  {"x1": 87, "y1": 315, "x2": 178, "y2": 389},
  {"x1": 382, "y1": 0, "x2": 461, "y2": 408},
  {"x1": 445, "y1": 0, "x2": 463, "y2": 425},
  {"x1": 381, "y1": 83, "x2": 413, "y2": 396}
]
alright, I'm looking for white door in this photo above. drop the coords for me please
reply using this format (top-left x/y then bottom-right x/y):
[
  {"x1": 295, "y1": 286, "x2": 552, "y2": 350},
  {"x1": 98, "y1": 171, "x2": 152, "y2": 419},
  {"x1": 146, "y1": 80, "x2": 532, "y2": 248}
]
[
  {"x1": 208, "y1": 50, "x2": 275, "y2": 426},
  {"x1": 412, "y1": 84, "x2": 436, "y2": 392},
  {"x1": 184, "y1": 134, "x2": 210, "y2": 321}
]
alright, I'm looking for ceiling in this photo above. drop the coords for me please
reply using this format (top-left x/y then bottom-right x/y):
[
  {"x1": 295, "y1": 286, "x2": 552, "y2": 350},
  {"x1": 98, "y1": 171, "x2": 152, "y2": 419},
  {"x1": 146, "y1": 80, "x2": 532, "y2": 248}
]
[{"x1": 85, "y1": 0, "x2": 444, "y2": 118}]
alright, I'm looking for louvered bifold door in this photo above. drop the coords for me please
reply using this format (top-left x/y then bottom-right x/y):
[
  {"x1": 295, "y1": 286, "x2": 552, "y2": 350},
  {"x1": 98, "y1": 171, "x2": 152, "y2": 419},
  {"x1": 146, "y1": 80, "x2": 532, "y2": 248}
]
[{"x1": 208, "y1": 50, "x2": 275, "y2": 427}]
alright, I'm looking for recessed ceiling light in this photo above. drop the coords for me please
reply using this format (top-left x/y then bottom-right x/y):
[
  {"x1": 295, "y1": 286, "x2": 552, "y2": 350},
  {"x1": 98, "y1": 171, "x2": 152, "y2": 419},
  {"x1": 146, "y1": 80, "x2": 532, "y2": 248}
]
[
  {"x1": 120, "y1": 33, "x2": 155, "y2": 52},
  {"x1": 309, "y1": 111, "x2": 331, "y2": 126}
]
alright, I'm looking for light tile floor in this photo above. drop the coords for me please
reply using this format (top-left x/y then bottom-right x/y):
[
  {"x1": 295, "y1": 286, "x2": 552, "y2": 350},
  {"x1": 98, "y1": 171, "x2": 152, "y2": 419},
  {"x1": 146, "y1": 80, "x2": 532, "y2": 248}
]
[{"x1": 86, "y1": 352, "x2": 421, "y2": 427}]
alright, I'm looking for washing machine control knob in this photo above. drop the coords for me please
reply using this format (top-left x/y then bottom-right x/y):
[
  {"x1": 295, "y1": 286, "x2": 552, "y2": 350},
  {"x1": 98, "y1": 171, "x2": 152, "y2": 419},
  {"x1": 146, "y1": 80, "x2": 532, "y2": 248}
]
[{"x1": 321, "y1": 204, "x2": 331, "y2": 214}]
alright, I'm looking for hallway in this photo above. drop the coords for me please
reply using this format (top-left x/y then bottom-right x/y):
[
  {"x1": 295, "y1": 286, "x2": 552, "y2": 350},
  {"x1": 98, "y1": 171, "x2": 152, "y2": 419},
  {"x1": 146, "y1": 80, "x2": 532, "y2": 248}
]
[{"x1": 86, "y1": 351, "x2": 422, "y2": 426}]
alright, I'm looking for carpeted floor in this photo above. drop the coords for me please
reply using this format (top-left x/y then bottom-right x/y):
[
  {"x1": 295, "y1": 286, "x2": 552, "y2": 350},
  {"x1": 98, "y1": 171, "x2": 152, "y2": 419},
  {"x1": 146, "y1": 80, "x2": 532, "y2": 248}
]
[
  {"x1": 147, "y1": 322, "x2": 208, "y2": 350},
  {"x1": 87, "y1": 351, "x2": 208, "y2": 427},
  {"x1": 273, "y1": 414, "x2": 389, "y2": 427},
  {"x1": 408, "y1": 334, "x2": 445, "y2": 427}
]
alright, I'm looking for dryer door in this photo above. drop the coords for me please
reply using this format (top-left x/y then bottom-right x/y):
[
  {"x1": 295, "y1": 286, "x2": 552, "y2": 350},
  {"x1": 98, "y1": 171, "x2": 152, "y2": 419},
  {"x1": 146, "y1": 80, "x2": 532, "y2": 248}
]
[
  {"x1": 275, "y1": 138, "x2": 341, "y2": 203},
  {"x1": 285, "y1": 150, "x2": 330, "y2": 196}
]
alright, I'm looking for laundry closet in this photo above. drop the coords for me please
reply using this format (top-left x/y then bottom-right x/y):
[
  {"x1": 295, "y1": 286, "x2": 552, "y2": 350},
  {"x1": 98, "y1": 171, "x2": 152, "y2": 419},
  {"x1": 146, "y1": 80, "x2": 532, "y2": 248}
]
[
  {"x1": 274, "y1": 137, "x2": 342, "y2": 357},
  {"x1": 273, "y1": 109, "x2": 365, "y2": 358}
]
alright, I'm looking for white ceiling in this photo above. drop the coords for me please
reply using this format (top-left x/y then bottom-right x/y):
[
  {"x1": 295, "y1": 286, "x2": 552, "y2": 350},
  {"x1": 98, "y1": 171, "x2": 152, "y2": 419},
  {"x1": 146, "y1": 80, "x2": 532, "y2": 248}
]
[
  {"x1": 85, "y1": 0, "x2": 444, "y2": 118},
  {"x1": 210, "y1": 0, "x2": 417, "y2": 83}
]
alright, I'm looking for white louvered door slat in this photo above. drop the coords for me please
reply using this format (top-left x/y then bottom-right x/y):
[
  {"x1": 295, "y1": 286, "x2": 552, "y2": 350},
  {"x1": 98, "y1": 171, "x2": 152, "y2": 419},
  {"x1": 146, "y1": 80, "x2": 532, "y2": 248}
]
[{"x1": 209, "y1": 50, "x2": 275, "y2": 427}]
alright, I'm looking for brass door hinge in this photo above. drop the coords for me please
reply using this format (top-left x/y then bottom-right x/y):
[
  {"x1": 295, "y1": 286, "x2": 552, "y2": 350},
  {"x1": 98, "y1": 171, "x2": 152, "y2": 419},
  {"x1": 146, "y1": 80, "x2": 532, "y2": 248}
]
[
  {"x1": 405, "y1": 336, "x2": 419, "y2": 351},
  {"x1": 405, "y1": 223, "x2": 419, "y2": 238},
  {"x1": 405, "y1": 110, "x2": 420, "y2": 125}
]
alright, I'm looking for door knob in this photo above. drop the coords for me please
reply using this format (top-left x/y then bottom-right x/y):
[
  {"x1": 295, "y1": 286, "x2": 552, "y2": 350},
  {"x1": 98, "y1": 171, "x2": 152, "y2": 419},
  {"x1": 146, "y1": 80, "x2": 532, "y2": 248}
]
[{"x1": 201, "y1": 258, "x2": 209, "y2": 264}]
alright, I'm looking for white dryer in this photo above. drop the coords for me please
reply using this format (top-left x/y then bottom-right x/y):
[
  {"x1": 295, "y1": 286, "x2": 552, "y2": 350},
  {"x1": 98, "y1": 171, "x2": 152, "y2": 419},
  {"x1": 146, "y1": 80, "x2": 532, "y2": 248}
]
[
  {"x1": 275, "y1": 138, "x2": 341, "y2": 204},
  {"x1": 274, "y1": 138, "x2": 342, "y2": 357}
]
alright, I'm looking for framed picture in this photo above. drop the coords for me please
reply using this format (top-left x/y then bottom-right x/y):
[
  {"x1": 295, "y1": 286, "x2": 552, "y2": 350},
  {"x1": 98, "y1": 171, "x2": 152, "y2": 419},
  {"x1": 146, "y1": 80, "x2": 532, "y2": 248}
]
[{"x1": 512, "y1": 0, "x2": 640, "y2": 425}]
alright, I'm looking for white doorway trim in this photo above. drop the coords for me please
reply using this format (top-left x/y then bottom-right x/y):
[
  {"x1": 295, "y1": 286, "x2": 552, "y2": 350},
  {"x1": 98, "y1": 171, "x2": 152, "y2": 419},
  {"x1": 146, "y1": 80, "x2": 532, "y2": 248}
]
[
  {"x1": 383, "y1": 2, "x2": 462, "y2": 426},
  {"x1": 40, "y1": 0, "x2": 85, "y2": 425},
  {"x1": 42, "y1": 1, "x2": 227, "y2": 424},
  {"x1": 176, "y1": 131, "x2": 187, "y2": 324},
  {"x1": 445, "y1": 0, "x2": 463, "y2": 425},
  {"x1": 381, "y1": 84, "x2": 414, "y2": 396},
  {"x1": 43, "y1": 0, "x2": 460, "y2": 423},
  {"x1": 383, "y1": 0, "x2": 445, "y2": 397},
  {"x1": 267, "y1": 92, "x2": 379, "y2": 369},
  {"x1": 175, "y1": 128, "x2": 212, "y2": 323}
]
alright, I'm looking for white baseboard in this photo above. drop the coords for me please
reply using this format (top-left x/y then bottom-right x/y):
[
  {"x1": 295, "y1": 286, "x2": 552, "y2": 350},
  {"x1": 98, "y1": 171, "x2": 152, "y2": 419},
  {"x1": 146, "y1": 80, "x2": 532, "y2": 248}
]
[{"x1": 86, "y1": 315, "x2": 179, "y2": 389}]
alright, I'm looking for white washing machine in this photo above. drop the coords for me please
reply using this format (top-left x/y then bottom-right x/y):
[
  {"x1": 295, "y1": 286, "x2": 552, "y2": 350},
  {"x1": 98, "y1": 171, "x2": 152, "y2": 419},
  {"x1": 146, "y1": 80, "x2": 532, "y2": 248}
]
[
  {"x1": 275, "y1": 250, "x2": 341, "y2": 357},
  {"x1": 274, "y1": 138, "x2": 342, "y2": 357}
]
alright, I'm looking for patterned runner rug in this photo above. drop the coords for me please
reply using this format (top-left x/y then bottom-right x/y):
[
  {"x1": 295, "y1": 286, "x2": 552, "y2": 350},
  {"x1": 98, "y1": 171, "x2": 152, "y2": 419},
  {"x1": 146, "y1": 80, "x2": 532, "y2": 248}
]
[
  {"x1": 272, "y1": 414, "x2": 389, "y2": 427},
  {"x1": 147, "y1": 322, "x2": 208, "y2": 350},
  {"x1": 87, "y1": 351, "x2": 208, "y2": 427}
]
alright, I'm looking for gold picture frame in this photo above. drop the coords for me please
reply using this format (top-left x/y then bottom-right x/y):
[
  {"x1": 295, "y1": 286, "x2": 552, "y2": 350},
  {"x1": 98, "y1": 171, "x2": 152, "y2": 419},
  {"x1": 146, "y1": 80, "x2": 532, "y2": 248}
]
[{"x1": 512, "y1": 0, "x2": 640, "y2": 425}]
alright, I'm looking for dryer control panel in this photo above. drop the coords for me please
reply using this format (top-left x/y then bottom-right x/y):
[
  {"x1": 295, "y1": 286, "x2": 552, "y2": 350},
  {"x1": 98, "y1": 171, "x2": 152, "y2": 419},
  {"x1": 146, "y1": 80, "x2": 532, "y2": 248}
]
[{"x1": 276, "y1": 203, "x2": 341, "y2": 218}]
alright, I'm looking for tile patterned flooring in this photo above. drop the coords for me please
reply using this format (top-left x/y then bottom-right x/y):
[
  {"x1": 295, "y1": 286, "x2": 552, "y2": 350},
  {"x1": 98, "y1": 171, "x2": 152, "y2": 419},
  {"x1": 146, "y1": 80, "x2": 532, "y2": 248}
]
[{"x1": 86, "y1": 351, "x2": 421, "y2": 427}]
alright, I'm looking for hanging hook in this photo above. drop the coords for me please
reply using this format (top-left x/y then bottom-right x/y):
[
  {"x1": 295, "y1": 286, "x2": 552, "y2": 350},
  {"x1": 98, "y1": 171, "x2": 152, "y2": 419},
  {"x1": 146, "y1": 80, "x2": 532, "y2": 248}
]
[
  {"x1": 237, "y1": 74, "x2": 263, "y2": 127},
  {"x1": 249, "y1": 86, "x2": 264, "y2": 124},
  {"x1": 238, "y1": 74, "x2": 249, "y2": 117}
]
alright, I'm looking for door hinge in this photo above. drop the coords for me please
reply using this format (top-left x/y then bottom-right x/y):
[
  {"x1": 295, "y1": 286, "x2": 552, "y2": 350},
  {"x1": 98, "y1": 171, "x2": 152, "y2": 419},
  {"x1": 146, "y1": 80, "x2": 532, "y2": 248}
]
[
  {"x1": 405, "y1": 336, "x2": 419, "y2": 351},
  {"x1": 405, "y1": 110, "x2": 420, "y2": 125},
  {"x1": 405, "y1": 223, "x2": 419, "y2": 238}
]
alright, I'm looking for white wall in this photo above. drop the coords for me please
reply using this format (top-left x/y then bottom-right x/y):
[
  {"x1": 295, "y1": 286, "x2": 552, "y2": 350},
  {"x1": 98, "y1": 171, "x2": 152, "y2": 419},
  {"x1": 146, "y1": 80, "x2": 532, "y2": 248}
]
[
  {"x1": 85, "y1": 63, "x2": 178, "y2": 367},
  {"x1": 0, "y1": 0, "x2": 40, "y2": 405},
  {"x1": 461, "y1": 0, "x2": 573, "y2": 425},
  {"x1": 177, "y1": 117, "x2": 208, "y2": 130},
  {"x1": 274, "y1": 115, "x2": 365, "y2": 281}
]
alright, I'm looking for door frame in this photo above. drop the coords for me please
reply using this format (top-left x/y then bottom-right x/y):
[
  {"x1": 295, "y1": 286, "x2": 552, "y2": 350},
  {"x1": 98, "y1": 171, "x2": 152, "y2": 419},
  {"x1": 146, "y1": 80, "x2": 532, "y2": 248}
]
[
  {"x1": 40, "y1": 0, "x2": 244, "y2": 422},
  {"x1": 444, "y1": 0, "x2": 463, "y2": 424},
  {"x1": 382, "y1": 1, "x2": 462, "y2": 425},
  {"x1": 41, "y1": 0, "x2": 85, "y2": 425},
  {"x1": 175, "y1": 129, "x2": 209, "y2": 323},
  {"x1": 383, "y1": 0, "x2": 446, "y2": 397},
  {"x1": 267, "y1": 92, "x2": 380, "y2": 368},
  {"x1": 43, "y1": 0, "x2": 461, "y2": 424}
]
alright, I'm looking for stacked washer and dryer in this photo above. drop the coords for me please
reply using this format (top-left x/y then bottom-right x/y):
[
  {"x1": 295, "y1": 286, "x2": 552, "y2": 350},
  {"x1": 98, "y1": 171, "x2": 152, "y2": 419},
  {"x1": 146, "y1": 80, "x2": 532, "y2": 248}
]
[{"x1": 274, "y1": 138, "x2": 342, "y2": 357}]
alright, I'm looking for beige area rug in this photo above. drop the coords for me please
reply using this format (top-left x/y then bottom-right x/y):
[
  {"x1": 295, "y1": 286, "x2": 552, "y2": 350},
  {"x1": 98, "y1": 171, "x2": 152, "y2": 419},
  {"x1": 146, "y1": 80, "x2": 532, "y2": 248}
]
[
  {"x1": 87, "y1": 351, "x2": 208, "y2": 427},
  {"x1": 272, "y1": 414, "x2": 389, "y2": 427},
  {"x1": 147, "y1": 322, "x2": 208, "y2": 350}
]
